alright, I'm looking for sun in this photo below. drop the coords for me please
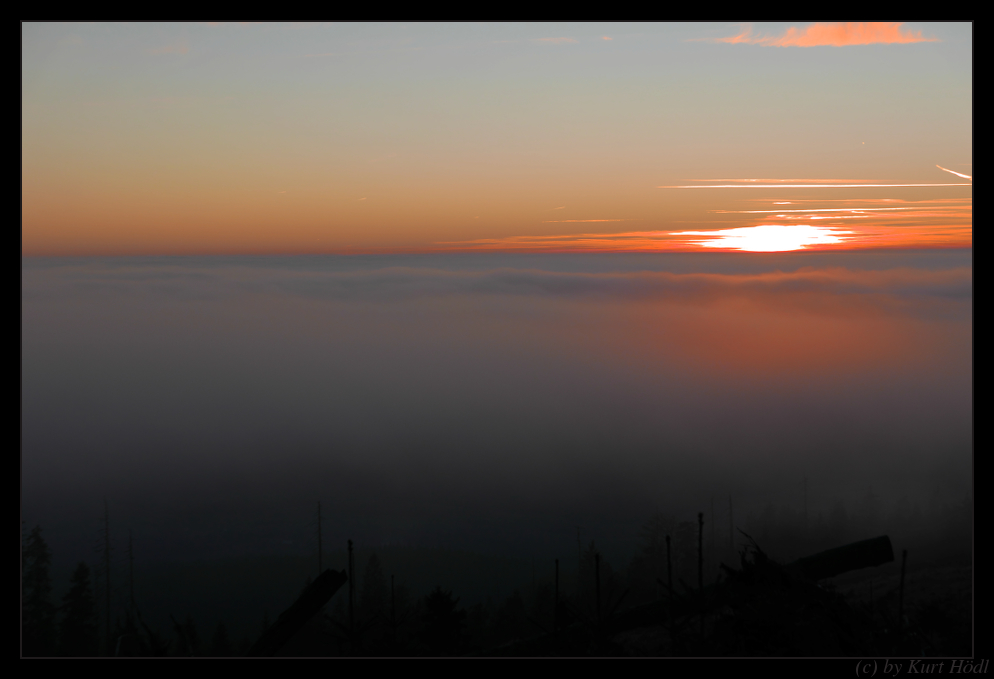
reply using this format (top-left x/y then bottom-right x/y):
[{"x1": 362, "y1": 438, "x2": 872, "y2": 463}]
[{"x1": 672, "y1": 224, "x2": 854, "y2": 252}]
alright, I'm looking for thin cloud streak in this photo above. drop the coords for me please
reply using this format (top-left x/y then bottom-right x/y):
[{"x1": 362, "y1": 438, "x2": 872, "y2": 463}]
[
  {"x1": 710, "y1": 23, "x2": 938, "y2": 47},
  {"x1": 659, "y1": 184, "x2": 971, "y2": 189},
  {"x1": 691, "y1": 179, "x2": 881, "y2": 184},
  {"x1": 750, "y1": 198, "x2": 971, "y2": 205},
  {"x1": 148, "y1": 41, "x2": 190, "y2": 55},
  {"x1": 936, "y1": 165, "x2": 972, "y2": 180},
  {"x1": 712, "y1": 208, "x2": 918, "y2": 214}
]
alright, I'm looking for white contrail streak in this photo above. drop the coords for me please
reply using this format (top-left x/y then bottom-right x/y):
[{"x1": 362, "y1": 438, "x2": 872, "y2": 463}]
[
  {"x1": 936, "y1": 165, "x2": 972, "y2": 180},
  {"x1": 658, "y1": 184, "x2": 971, "y2": 189},
  {"x1": 711, "y1": 207, "x2": 917, "y2": 214}
]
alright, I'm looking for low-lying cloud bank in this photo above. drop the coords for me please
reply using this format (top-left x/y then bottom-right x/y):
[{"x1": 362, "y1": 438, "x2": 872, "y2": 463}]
[
  {"x1": 22, "y1": 251, "x2": 971, "y2": 564},
  {"x1": 24, "y1": 252, "x2": 971, "y2": 309}
]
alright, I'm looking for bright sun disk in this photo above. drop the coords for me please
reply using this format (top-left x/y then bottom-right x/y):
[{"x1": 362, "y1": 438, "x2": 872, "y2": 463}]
[{"x1": 672, "y1": 224, "x2": 854, "y2": 252}]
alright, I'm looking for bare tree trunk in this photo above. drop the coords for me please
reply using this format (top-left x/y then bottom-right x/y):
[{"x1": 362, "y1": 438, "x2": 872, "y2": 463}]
[
  {"x1": 348, "y1": 539, "x2": 355, "y2": 647},
  {"x1": 554, "y1": 559, "x2": 559, "y2": 634},
  {"x1": 698, "y1": 512, "x2": 704, "y2": 637},
  {"x1": 317, "y1": 503, "x2": 323, "y2": 576},
  {"x1": 102, "y1": 501, "x2": 111, "y2": 655},
  {"x1": 128, "y1": 531, "x2": 135, "y2": 613}
]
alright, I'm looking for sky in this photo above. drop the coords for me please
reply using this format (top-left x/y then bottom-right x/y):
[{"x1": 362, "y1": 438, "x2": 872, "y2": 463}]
[
  {"x1": 22, "y1": 22, "x2": 970, "y2": 256},
  {"x1": 21, "y1": 23, "x2": 971, "y2": 569}
]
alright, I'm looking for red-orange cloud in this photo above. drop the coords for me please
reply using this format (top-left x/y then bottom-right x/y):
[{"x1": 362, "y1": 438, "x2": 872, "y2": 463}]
[{"x1": 717, "y1": 23, "x2": 938, "y2": 47}]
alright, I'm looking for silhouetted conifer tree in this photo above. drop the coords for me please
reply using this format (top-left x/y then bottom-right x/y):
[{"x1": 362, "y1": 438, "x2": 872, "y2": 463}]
[
  {"x1": 95, "y1": 501, "x2": 113, "y2": 655},
  {"x1": 210, "y1": 621, "x2": 233, "y2": 657},
  {"x1": 465, "y1": 598, "x2": 495, "y2": 650},
  {"x1": 360, "y1": 553, "x2": 387, "y2": 621},
  {"x1": 578, "y1": 541, "x2": 620, "y2": 618},
  {"x1": 420, "y1": 587, "x2": 466, "y2": 655},
  {"x1": 22, "y1": 525, "x2": 56, "y2": 656},
  {"x1": 112, "y1": 610, "x2": 144, "y2": 656},
  {"x1": 171, "y1": 614, "x2": 201, "y2": 656},
  {"x1": 528, "y1": 580, "x2": 555, "y2": 635},
  {"x1": 673, "y1": 521, "x2": 697, "y2": 589},
  {"x1": 829, "y1": 500, "x2": 849, "y2": 544},
  {"x1": 627, "y1": 514, "x2": 676, "y2": 604},
  {"x1": 859, "y1": 486, "x2": 881, "y2": 536},
  {"x1": 59, "y1": 562, "x2": 98, "y2": 656},
  {"x1": 254, "y1": 611, "x2": 272, "y2": 654},
  {"x1": 494, "y1": 590, "x2": 527, "y2": 643}
]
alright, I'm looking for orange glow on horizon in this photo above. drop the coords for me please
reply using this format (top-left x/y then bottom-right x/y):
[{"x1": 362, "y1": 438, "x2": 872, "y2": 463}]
[
  {"x1": 434, "y1": 223, "x2": 970, "y2": 254},
  {"x1": 23, "y1": 187, "x2": 970, "y2": 256},
  {"x1": 433, "y1": 192, "x2": 971, "y2": 254}
]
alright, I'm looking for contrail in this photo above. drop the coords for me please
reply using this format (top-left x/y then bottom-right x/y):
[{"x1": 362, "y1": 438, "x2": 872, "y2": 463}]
[
  {"x1": 659, "y1": 183, "x2": 970, "y2": 189},
  {"x1": 542, "y1": 219, "x2": 627, "y2": 223},
  {"x1": 711, "y1": 207, "x2": 917, "y2": 214},
  {"x1": 936, "y1": 165, "x2": 972, "y2": 180}
]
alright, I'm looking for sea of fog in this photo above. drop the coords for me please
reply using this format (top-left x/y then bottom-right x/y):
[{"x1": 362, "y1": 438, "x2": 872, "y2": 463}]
[{"x1": 22, "y1": 250, "x2": 971, "y2": 568}]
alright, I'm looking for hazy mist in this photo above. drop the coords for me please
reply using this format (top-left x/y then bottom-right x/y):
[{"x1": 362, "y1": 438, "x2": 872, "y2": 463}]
[{"x1": 22, "y1": 251, "x2": 971, "y2": 567}]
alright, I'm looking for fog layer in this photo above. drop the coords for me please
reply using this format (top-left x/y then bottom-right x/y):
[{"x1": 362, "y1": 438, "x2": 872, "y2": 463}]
[{"x1": 22, "y1": 251, "x2": 971, "y2": 564}]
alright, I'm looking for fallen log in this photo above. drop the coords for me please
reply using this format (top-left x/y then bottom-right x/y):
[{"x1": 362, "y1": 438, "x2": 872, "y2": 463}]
[
  {"x1": 247, "y1": 568, "x2": 348, "y2": 657},
  {"x1": 787, "y1": 535, "x2": 894, "y2": 582}
]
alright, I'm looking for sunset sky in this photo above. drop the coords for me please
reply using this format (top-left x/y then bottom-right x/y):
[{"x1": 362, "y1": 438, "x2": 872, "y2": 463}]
[
  {"x1": 22, "y1": 22, "x2": 970, "y2": 255},
  {"x1": 22, "y1": 23, "x2": 971, "y2": 569}
]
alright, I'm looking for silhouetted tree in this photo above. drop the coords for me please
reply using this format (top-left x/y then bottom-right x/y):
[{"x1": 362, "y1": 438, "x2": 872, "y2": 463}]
[
  {"x1": 420, "y1": 587, "x2": 466, "y2": 655},
  {"x1": 59, "y1": 562, "x2": 98, "y2": 656},
  {"x1": 578, "y1": 541, "x2": 621, "y2": 617},
  {"x1": 171, "y1": 614, "x2": 201, "y2": 656},
  {"x1": 628, "y1": 514, "x2": 676, "y2": 604},
  {"x1": 384, "y1": 579, "x2": 414, "y2": 654},
  {"x1": 465, "y1": 598, "x2": 496, "y2": 650},
  {"x1": 22, "y1": 525, "x2": 56, "y2": 656},
  {"x1": 528, "y1": 580, "x2": 555, "y2": 636},
  {"x1": 360, "y1": 553, "x2": 387, "y2": 621},
  {"x1": 828, "y1": 500, "x2": 849, "y2": 544},
  {"x1": 494, "y1": 590, "x2": 527, "y2": 643},
  {"x1": 209, "y1": 621, "x2": 233, "y2": 657},
  {"x1": 859, "y1": 486, "x2": 882, "y2": 536},
  {"x1": 112, "y1": 610, "x2": 144, "y2": 656},
  {"x1": 673, "y1": 520, "x2": 700, "y2": 589},
  {"x1": 97, "y1": 502, "x2": 112, "y2": 655}
]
